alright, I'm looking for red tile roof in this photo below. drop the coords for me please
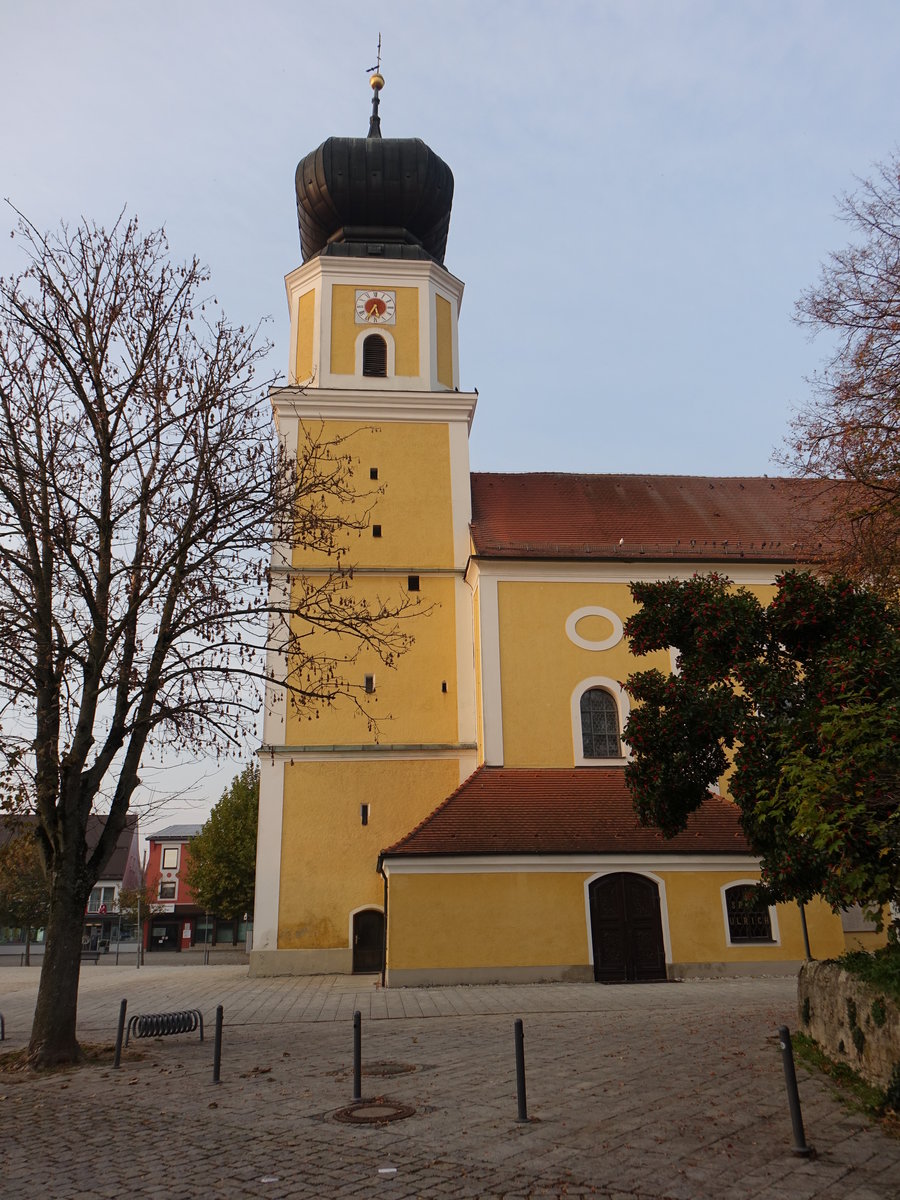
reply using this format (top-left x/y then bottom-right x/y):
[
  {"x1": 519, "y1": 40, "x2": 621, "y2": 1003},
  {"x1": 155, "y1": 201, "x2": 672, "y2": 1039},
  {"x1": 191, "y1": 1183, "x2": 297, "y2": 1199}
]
[
  {"x1": 381, "y1": 767, "x2": 748, "y2": 858},
  {"x1": 470, "y1": 473, "x2": 834, "y2": 562}
]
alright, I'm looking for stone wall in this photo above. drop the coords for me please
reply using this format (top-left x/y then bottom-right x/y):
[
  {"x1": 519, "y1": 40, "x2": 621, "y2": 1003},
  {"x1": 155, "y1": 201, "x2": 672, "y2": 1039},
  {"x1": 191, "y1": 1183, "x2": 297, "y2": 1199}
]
[{"x1": 798, "y1": 960, "x2": 900, "y2": 1090}]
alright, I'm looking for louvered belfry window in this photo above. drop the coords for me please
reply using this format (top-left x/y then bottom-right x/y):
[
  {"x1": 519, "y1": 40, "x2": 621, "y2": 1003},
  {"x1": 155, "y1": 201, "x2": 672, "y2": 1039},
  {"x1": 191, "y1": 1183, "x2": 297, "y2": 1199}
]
[
  {"x1": 362, "y1": 334, "x2": 387, "y2": 377},
  {"x1": 580, "y1": 688, "x2": 621, "y2": 758}
]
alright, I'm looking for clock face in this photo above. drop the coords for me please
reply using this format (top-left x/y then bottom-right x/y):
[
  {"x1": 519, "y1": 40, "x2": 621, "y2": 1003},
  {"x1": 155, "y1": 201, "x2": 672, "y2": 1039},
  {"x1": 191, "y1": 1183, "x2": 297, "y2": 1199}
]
[{"x1": 355, "y1": 289, "x2": 396, "y2": 325}]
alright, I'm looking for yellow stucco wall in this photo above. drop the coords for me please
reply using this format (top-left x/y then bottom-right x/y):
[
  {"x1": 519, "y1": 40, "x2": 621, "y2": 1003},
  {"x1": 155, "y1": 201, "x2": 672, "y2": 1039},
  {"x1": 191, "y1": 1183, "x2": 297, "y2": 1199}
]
[
  {"x1": 277, "y1": 757, "x2": 460, "y2": 949},
  {"x1": 435, "y1": 293, "x2": 453, "y2": 388},
  {"x1": 295, "y1": 288, "x2": 315, "y2": 382},
  {"x1": 291, "y1": 421, "x2": 455, "y2": 572},
  {"x1": 285, "y1": 573, "x2": 460, "y2": 747},
  {"x1": 388, "y1": 871, "x2": 589, "y2": 968},
  {"x1": 330, "y1": 285, "x2": 419, "y2": 377},
  {"x1": 497, "y1": 579, "x2": 777, "y2": 773},
  {"x1": 385, "y1": 867, "x2": 847, "y2": 971},
  {"x1": 498, "y1": 581, "x2": 657, "y2": 767}
]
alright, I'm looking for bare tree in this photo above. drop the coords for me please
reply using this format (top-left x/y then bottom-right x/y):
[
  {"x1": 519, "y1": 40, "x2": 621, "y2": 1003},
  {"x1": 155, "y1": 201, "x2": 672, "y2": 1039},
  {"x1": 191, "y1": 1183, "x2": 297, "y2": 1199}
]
[
  {"x1": 788, "y1": 154, "x2": 900, "y2": 592},
  {"x1": 0, "y1": 213, "x2": 417, "y2": 1065}
]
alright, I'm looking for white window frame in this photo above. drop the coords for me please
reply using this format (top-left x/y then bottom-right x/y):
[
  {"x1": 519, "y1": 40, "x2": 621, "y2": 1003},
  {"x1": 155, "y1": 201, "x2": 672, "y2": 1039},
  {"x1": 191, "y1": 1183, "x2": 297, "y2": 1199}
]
[
  {"x1": 355, "y1": 328, "x2": 396, "y2": 378},
  {"x1": 571, "y1": 677, "x2": 631, "y2": 766},
  {"x1": 720, "y1": 880, "x2": 780, "y2": 948}
]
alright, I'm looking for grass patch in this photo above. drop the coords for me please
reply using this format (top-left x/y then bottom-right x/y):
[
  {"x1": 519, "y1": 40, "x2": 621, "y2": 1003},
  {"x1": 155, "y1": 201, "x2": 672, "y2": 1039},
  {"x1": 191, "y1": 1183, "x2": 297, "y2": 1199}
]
[
  {"x1": 792, "y1": 1033, "x2": 900, "y2": 1139},
  {"x1": 836, "y1": 942, "x2": 900, "y2": 1005}
]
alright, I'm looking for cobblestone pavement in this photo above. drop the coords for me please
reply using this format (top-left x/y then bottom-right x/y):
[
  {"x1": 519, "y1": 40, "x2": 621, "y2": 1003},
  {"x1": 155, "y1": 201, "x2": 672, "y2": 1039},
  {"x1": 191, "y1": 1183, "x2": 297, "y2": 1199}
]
[{"x1": 1, "y1": 966, "x2": 897, "y2": 1199}]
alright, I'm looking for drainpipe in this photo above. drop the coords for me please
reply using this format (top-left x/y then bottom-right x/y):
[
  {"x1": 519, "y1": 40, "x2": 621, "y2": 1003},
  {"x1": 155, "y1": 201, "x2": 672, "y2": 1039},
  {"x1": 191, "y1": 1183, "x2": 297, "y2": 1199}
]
[{"x1": 377, "y1": 855, "x2": 388, "y2": 988}]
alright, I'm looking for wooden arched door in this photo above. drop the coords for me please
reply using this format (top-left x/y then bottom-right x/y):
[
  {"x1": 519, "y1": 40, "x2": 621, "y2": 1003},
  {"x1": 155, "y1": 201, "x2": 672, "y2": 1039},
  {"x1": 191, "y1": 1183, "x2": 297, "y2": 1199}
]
[
  {"x1": 352, "y1": 909, "x2": 384, "y2": 974},
  {"x1": 589, "y1": 873, "x2": 666, "y2": 982}
]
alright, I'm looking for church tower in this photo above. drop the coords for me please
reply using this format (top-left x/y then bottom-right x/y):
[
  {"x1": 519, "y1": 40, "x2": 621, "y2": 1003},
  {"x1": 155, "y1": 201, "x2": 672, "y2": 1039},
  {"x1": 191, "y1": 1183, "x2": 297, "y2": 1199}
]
[{"x1": 251, "y1": 74, "x2": 479, "y2": 975}]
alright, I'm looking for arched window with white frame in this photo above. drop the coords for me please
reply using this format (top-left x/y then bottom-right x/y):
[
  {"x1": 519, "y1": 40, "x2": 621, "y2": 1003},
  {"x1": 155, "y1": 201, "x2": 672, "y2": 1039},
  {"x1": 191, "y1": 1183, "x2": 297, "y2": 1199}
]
[{"x1": 571, "y1": 677, "x2": 630, "y2": 766}]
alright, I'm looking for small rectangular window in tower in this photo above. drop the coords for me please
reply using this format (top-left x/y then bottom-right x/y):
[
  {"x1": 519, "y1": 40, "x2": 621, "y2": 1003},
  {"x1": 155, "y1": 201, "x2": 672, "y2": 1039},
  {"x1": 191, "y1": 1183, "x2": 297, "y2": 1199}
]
[
  {"x1": 407, "y1": 575, "x2": 420, "y2": 591},
  {"x1": 370, "y1": 467, "x2": 378, "y2": 480},
  {"x1": 364, "y1": 674, "x2": 375, "y2": 694},
  {"x1": 441, "y1": 681, "x2": 448, "y2": 693},
  {"x1": 360, "y1": 804, "x2": 369, "y2": 827},
  {"x1": 372, "y1": 524, "x2": 382, "y2": 538}
]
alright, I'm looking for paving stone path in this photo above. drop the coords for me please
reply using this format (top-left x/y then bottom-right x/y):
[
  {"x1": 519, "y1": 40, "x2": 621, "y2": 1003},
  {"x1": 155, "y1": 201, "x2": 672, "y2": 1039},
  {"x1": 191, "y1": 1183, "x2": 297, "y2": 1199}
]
[{"x1": 1, "y1": 966, "x2": 897, "y2": 1199}]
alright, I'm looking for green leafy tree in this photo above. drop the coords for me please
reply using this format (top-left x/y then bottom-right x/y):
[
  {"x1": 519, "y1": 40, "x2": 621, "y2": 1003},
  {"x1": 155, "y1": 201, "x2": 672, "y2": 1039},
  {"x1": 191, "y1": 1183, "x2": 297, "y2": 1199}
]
[
  {"x1": 0, "y1": 828, "x2": 51, "y2": 964},
  {"x1": 185, "y1": 765, "x2": 259, "y2": 921},
  {"x1": 624, "y1": 571, "x2": 900, "y2": 921}
]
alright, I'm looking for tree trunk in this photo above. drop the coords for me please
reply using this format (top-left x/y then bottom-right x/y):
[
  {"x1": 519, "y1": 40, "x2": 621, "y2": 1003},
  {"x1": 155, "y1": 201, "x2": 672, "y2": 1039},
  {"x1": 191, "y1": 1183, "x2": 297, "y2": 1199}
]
[
  {"x1": 24, "y1": 926, "x2": 32, "y2": 967},
  {"x1": 28, "y1": 877, "x2": 87, "y2": 1066}
]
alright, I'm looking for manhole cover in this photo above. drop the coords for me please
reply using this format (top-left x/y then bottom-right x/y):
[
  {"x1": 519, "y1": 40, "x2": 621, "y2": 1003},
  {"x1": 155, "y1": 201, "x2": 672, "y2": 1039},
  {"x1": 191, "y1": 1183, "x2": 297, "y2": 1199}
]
[
  {"x1": 333, "y1": 1098, "x2": 416, "y2": 1125},
  {"x1": 364, "y1": 1060, "x2": 417, "y2": 1077}
]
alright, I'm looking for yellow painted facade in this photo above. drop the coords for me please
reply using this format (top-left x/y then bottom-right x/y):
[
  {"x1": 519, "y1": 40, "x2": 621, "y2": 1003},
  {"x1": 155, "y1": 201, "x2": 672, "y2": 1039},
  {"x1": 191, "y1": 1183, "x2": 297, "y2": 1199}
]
[
  {"x1": 329, "y1": 284, "x2": 419, "y2": 377},
  {"x1": 291, "y1": 421, "x2": 455, "y2": 573},
  {"x1": 284, "y1": 573, "x2": 459, "y2": 747},
  {"x1": 252, "y1": 117, "x2": 865, "y2": 985},
  {"x1": 385, "y1": 869, "x2": 845, "y2": 982},
  {"x1": 295, "y1": 288, "x2": 315, "y2": 382},
  {"x1": 278, "y1": 758, "x2": 461, "y2": 950},
  {"x1": 435, "y1": 293, "x2": 453, "y2": 388}
]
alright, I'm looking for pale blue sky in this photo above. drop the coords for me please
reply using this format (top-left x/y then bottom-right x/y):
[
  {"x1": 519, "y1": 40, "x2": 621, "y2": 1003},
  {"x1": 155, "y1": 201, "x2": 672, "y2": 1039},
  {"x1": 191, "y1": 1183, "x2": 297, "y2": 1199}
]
[{"x1": 3, "y1": 1, "x2": 899, "y2": 825}]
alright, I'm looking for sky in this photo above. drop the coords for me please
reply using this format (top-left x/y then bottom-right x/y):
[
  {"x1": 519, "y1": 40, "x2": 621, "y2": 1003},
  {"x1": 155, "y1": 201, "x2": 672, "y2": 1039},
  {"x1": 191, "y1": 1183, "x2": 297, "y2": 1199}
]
[{"x1": 2, "y1": 0, "x2": 899, "y2": 832}]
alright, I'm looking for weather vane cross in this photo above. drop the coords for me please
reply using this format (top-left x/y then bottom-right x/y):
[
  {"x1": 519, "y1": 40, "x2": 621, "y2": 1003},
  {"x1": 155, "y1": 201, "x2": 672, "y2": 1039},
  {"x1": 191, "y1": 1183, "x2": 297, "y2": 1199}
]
[
  {"x1": 367, "y1": 33, "x2": 384, "y2": 139},
  {"x1": 367, "y1": 33, "x2": 382, "y2": 76}
]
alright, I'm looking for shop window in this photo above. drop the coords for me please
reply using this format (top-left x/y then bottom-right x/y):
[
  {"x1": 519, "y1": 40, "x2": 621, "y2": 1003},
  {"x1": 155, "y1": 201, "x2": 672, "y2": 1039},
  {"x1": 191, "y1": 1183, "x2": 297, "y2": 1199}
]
[
  {"x1": 194, "y1": 918, "x2": 214, "y2": 944},
  {"x1": 579, "y1": 688, "x2": 622, "y2": 759},
  {"x1": 216, "y1": 920, "x2": 235, "y2": 944},
  {"x1": 725, "y1": 885, "x2": 773, "y2": 942}
]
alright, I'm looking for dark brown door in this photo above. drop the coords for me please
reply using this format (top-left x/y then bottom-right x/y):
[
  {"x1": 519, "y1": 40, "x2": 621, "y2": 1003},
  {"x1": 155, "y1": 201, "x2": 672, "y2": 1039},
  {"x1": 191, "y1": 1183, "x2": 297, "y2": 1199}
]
[
  {"x1": 352, "y1": 910, "x2": 384, "y2": 973},
  {"x1": 589, "y1": 873, "x2": 666, "y2": 982}
]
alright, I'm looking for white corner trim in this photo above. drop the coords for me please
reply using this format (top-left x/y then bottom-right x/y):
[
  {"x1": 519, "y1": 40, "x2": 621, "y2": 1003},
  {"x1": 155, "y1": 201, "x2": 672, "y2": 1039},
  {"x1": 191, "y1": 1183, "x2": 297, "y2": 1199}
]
[
  {"x1": 571, "y1": 676, "x2": 631, "y2": 766},
  {"x1": 720, "y1": 878, "x2": 781, "y2": 948},
  {"x1": 479, "y1": 575, "x2": 504, "y2": 765},
  {"x1": 565, "y1": 606, "x2": 623, "y2": 651},
  {"x1": 253, "y1": 758, "x2": 285, "y2": 953}
]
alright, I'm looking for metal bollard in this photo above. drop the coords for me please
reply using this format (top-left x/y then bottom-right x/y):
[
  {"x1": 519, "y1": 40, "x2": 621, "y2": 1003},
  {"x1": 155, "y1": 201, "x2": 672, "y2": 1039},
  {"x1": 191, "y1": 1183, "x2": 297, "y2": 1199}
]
[
  {"x1": 212, "y1": 1005, "x2": 223, "y2": 1084},
  {"x1": 113, "y1": 998, "x2": 127, "y2": 1069},
  {"x1": 778, "y1": 1025, "x2": 813, "y2": 1157},
  {"x1": 514, "y1": 1018, "x2": 529, "y2": 1122},
  {"x1": 353, "y1": 1010, "x2": 362, "y2": 1102}
]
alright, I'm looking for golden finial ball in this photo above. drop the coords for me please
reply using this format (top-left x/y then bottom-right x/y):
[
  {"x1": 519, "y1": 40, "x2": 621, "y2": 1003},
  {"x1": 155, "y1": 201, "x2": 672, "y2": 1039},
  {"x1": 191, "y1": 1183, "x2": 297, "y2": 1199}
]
[{"x1": 370, "y1": 72, "x2": 385, "y2": 92}]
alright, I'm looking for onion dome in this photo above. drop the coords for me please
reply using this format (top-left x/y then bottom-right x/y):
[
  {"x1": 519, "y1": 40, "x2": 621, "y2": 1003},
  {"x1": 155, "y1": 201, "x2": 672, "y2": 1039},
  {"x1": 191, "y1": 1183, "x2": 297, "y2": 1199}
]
[{"x1": 294, "y1": 73, "x2": 454, "y2": 264}]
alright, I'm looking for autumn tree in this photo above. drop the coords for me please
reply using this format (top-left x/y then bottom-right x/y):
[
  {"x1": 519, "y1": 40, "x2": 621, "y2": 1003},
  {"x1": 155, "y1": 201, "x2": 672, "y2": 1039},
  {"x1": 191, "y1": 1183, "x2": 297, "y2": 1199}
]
[
  {"x1": 0, "y1": 214, "x2": 417, "y2": 1065},
  {"x1": 185, "y1": 764, "x2": 258, "y2": 922},
  {"x1": 788, "y1": 154, "x2": 900, "y2": 591},
  {"x1": 624, "y1": 572, "x2": 900, "y2": 922},
  {"x1": 0, "y1": 826, "x2": 51, "y2": 964}
]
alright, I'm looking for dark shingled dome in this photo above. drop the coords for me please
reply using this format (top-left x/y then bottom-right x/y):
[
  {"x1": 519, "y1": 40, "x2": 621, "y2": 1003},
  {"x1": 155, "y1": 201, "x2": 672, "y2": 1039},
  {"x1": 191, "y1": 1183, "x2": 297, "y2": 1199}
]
[{"x1": 295, "y1": 135, "x2": 454, "y2": 264}]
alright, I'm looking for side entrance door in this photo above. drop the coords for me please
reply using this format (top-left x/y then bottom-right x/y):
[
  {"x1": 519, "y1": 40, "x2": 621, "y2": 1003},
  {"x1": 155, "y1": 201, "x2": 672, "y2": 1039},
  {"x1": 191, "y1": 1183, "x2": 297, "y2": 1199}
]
[
  {"x1": 589, "y1": 872, "x2": 667, "y2": 982},
  {"x1": 352, "y1": 909, "x2": 384, "y2": 973}
]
